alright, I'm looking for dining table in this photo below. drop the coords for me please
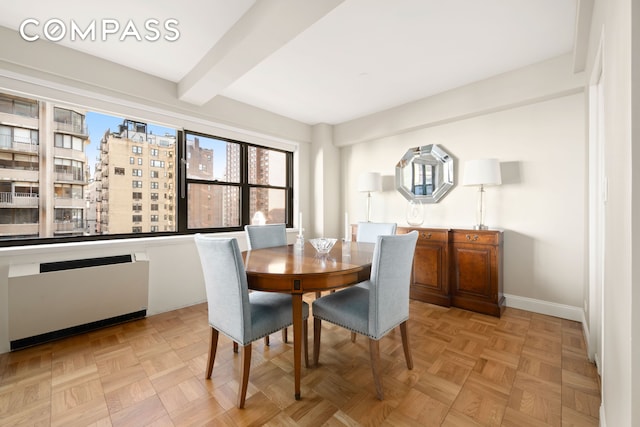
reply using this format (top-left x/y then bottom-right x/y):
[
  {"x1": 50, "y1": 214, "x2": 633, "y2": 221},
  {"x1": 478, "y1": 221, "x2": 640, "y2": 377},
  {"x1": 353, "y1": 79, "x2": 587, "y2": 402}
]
[{"x1": 242, "y1": 239, "x2": 375, "y2": 400}]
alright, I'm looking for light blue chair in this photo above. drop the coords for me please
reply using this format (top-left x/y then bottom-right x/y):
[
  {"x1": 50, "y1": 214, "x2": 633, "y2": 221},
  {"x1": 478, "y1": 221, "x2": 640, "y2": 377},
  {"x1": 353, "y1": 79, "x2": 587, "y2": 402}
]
[
  {"x1": 244, "y1": 223, "x2": 290, "y2": 345},
  {"x1": 356, "y1": 221, "x2": 397, "y2": 243},
  {"x1": 312, "y1": 231, "x2": 418, "y2": 400},
  {"x1": 194, "y1": 235, "x2": 308, "y2": 408},
  {"x1": 351, "y1": 221, "x2": 398, "y2": 342},
  {"x1": 245, "y1": 223, "x2": 287, "y2": 250}
]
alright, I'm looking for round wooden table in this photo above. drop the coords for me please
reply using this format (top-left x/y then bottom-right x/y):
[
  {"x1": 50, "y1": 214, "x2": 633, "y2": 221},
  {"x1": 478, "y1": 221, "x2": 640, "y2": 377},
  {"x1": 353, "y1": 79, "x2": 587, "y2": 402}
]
[{"x1": 242, "y1": 240, "x2": 374, "y2": 400}]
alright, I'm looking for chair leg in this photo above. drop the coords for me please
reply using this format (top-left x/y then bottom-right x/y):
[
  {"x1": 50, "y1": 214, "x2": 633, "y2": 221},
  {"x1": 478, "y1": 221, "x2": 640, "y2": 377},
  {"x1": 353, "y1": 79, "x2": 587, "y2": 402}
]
[
  {"x1": 264, "y1": 335, "x2": 270, "y2": 346},
  {"x1": 400, "y1": 321, "x2": 413, "y2": 370},
  {"x1": 237, "y1": 343, "x2": 252, "y2": 409},
  {"x1": 282, "y1": 327, "x2": 288, "y2": 343},
  {"x1": 206, "y1": 328, "x2": 219, "y2": 379},
  {"x1": 351, "y1": 332, "x2": 357, "y2": 342},
  {"x1": 303, "y1": 319, "x2": 309, "y2": 368},
  {"x1": 368, "y1": 338, "x2": 384, "y2": 400},
  {"x1": 233, "y1": 342, "x2": 238, "y2": 353},
  {"x1": 313, "y1": 318, "x2": 322, "y2": 366}
]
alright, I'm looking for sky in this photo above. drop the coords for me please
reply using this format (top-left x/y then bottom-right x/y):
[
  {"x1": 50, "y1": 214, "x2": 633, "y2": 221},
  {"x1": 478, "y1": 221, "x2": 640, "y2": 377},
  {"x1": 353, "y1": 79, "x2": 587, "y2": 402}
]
[
  {"x1": 83, "y1": 111, "x2": 279, "y2": 183},
  {"x1": 84, "y1": 111, "x2": 176, "y2": 177}
]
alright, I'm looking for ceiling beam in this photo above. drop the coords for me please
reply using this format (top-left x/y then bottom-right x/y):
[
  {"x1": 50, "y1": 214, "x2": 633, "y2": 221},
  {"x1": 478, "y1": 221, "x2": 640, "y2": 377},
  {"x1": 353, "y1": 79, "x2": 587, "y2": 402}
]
[
  {"x1": 178, "y1": 0, "x2": 344, "y2": 106},
  {"x1": 572, "y1": 0, "x2": 594, "y2": 73}
]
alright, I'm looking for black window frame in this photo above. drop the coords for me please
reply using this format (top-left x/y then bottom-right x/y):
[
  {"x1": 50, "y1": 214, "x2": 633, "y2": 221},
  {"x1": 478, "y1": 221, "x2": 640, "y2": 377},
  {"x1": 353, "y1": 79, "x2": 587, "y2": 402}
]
[
  {"x1": 0, "y1": 121, "x2": 294, "y2": 247},
  {"x1": 177, "y1": 130, "x2": 293, "y2": 233}
]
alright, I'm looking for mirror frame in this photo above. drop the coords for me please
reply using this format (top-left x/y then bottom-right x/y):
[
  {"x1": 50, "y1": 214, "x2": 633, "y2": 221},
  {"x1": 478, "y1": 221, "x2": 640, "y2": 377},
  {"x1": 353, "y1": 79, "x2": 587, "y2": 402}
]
[{"x1": 395, "y1": 144, "x2": 454, "y2": 203}]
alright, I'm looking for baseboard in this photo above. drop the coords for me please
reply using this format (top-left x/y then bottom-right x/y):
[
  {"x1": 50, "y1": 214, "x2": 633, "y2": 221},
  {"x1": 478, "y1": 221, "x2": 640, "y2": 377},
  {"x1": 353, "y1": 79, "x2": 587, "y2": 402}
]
[
  {"x1": 503, "y1": 293, "x2": 583, "y2": 321},
  {"x1": 600, "y1": 404, "x2": 606, "y2": 427}
]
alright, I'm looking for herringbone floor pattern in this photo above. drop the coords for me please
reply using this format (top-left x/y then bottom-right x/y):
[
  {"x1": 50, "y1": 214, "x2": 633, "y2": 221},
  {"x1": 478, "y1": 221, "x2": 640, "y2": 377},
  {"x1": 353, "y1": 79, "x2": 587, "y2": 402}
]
[{"x1": 0, "y1": 298, "x2": 600, "y2": 426}]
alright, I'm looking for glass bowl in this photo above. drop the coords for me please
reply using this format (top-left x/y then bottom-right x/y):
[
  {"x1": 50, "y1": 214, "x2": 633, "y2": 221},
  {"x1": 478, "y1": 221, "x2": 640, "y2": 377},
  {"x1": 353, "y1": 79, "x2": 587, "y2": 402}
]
[{"x1": 309, "y1": 237, "x2": 337, "y2": 254}]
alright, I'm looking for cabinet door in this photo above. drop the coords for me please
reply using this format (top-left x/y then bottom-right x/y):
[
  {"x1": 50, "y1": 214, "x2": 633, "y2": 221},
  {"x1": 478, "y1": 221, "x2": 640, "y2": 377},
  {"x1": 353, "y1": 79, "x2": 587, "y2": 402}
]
[
  {"x1": 397, "y1": 227, "x2": 450, "y2": 306},
  {"x1": 450, "y1": 231, "x2": 504, "y2": 316},
  {"x1": 411, "y1": 236, "x2": 449, "y2": 306}
]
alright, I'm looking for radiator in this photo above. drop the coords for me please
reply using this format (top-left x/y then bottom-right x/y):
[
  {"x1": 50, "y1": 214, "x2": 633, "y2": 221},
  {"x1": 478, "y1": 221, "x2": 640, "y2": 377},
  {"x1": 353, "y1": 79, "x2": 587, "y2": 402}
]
[{"x1": 8, "y1": 253, "x2": 149, "y2": 350}]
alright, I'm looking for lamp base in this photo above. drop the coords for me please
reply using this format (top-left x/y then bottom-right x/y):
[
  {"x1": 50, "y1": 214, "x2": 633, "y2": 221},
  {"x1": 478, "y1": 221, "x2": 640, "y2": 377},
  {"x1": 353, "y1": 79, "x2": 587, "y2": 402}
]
[{"x1": 473, "y1": 224, "x2": 489, "y2": 230}]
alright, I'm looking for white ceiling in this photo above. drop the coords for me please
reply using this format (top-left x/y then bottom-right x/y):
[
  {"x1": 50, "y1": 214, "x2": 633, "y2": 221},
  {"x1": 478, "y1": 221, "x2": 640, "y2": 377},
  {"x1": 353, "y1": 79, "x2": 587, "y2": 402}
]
[{"x1": 0, "y1": 0, "x2": 577, "y2": 125}]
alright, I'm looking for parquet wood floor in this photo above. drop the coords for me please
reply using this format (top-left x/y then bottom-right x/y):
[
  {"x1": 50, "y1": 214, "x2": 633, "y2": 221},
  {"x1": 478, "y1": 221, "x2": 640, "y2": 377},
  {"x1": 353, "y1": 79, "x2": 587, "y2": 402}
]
[{"x1": 0, "y1": 298, "x2": 600, "y2": 426}]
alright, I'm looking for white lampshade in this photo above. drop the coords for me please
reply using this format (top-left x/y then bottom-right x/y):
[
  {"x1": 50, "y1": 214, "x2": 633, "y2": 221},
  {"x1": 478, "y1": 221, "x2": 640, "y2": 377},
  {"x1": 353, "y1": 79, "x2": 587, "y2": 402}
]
[
  {"x1": 357, "y1": 172, "x2": 382, "y2": 192},
  {"x1": 463, "y1": 159, "x2": 502, "y2": 186}
]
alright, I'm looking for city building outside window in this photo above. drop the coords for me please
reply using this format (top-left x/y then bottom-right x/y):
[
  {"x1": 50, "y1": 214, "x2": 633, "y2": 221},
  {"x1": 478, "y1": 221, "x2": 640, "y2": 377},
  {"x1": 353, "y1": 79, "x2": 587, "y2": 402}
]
[{"x1": 0, "y1": 91, "x2": 293, "y2": 245}]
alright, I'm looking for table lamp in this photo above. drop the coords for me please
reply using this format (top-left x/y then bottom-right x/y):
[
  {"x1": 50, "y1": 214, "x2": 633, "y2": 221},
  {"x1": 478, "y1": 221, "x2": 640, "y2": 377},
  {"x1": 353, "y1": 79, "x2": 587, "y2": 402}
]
[
  {"x1": 462, "y1": 159, "x2": 502, "y2": 230},
  {"x1": 358, "y1": 172, "x2": 382, "y2": 222}
]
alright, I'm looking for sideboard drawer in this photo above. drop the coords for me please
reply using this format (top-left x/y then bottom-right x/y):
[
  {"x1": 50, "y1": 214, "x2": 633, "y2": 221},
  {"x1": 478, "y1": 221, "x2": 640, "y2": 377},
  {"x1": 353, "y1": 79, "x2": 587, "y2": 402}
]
[
  {"x1": 398, "y1": 227, "x2": 448, "y2": 243},
  {"x1": 451, "y1": 230, "x2": 502, "y2": 246}
]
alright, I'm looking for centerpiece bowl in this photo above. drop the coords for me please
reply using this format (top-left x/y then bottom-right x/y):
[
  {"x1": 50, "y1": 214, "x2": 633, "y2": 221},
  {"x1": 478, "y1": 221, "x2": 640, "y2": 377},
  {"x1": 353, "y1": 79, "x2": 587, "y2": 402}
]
[{"x1": 309, "y1": 237, "x2": 337, "y2": 255}]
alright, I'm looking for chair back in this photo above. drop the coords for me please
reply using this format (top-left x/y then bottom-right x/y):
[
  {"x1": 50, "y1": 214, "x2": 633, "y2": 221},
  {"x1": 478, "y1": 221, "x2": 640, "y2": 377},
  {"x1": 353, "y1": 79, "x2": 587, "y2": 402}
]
[
  {"x1": 356, "y1": 222, "x2": 397, "y2": 243},
  {"x1": 194, "y1": 235, "x2": 251, "y2": 344},
  {"x1": 368, "y1": 231, "x2": 418, "y2": 339},
  {"x1": 245, "y1": 223, "x2": 287, "y2": 249}
]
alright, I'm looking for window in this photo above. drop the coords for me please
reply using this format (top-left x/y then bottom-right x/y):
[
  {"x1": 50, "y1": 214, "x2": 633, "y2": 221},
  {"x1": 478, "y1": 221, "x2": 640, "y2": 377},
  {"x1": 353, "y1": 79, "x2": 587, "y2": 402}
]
[
  {"x1": 247, "y1": 146, "x2": 289, "y2": 225},
  {"x1": 54, "y1": 133, "x2": 82, "y2": 151},
  {"x1": 0, "y1": 91, "x2": 291, "y2": 245},
  {"x1": 54, "y1": 158, "x2": 84, "y2": 181},
  {"x1": 54, "y1": 108, "x2": 86, "y2": 135},
  {"x1": 181, "y1": 132, "x2": 292, "y2": 231},
  {"x1": 1, "y1": 126, "x2": 38, "y2": 150},
  {"x1": 0, "y1": 94, "x2": 38, "y2": 118},
  {"x1": 54, "y1": 184, "x2": 83, "y2": 199},
  {"x1": 0, "y1": 152, "x2": 38, "y2": 170}
]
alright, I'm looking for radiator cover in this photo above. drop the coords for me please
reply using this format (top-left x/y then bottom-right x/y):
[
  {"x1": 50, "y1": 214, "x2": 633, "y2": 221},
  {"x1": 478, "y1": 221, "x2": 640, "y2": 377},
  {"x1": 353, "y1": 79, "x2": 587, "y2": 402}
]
[{"x1": 8, "y1": 253, "x2": 149, "y2": 350}]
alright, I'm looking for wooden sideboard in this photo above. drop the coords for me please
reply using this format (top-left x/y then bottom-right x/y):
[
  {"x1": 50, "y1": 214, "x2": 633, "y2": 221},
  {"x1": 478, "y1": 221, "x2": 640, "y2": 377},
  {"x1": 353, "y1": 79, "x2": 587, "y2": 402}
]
[{"x1": 352, "y1": 225, "x2": 504, "y2": 317}]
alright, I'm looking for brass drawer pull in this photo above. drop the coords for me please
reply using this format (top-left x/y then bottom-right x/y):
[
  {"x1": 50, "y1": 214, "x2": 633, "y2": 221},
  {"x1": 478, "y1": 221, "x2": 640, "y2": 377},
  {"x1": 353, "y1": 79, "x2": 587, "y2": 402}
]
[
  {"x1": 421, "y1": 232, "x2": 432, "y2": 239},
  {"x1": 465, "y1": 234, "x2": 479, "y2": 241}
]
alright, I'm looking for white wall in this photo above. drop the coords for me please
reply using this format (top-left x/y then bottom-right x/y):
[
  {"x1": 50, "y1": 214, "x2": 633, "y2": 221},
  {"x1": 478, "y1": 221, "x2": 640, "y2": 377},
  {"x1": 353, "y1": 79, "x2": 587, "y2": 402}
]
[
  {"x1": 337, "y1": 54, "x2": 587, "y2": 317},
  {"x1": 341, "y1": 92, "x2": 586, "y2": 309},
  {"x1": 584, "y1": 0, "x2": 636, "y2": 425}
]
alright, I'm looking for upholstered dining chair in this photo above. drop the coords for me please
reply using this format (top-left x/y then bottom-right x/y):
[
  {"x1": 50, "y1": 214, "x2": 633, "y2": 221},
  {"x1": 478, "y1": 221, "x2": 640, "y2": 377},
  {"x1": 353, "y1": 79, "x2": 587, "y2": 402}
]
[
  {"x1": 244, "y1": 223, "x2": 290, "y2": 345},
  {"x1": 194, "y1": 234, "x2": 309, "y2": 408},
  {"x1": 245, "y1": 223, "x2": 287, "y2": 250},
  {"x1": 355, "y1": 221, "x2": 397, "y2": 243},
  {"x1": 312, "y1": 231, "x2": 418, "y2": 400},
  {"x1": 351, "y1": 221, "x2": 398, "y2": 342}
]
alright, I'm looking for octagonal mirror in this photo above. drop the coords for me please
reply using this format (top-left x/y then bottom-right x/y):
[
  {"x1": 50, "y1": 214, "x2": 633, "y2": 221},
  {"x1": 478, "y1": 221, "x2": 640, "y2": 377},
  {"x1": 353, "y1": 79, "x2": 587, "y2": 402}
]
[{"x1": 395, "y1": 144, "x2": 454, "y2": 203}]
